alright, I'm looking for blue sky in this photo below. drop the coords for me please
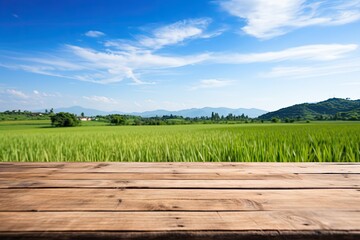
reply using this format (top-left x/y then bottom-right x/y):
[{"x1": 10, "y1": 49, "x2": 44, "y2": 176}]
[{"x1": 1, "y1": 0, "x2": 360, "y2": 112}]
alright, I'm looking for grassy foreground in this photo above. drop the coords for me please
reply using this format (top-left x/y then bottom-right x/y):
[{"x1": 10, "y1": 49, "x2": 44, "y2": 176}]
[{"x1": 0, "y1": 121, "x2": 359, "y2": 162}]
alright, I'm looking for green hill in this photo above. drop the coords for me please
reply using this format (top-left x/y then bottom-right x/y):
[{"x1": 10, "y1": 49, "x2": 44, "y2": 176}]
[{"x1": 259, "y1": 98, "x2": 360, "y2": 121}]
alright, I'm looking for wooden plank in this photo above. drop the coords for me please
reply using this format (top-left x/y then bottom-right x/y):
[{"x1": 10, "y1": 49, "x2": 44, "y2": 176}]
[
  {"x1": 1, "y1": 163, "x2": 359, "y2": 239},
  {"x1": 1, "y1": 162, "x2": 359, "y2": 174},
  {"x1": 1, "y1": 162, "x2": 358, "y2": 172},
  {"x1": 0, "y1": 172, "x2": 304, "y2": 180},
  {"x1": 1, "y1": 172, "x2": 358, "y2": 181},
  {"x1": 0, "y1": 178, "x2": 358, "y2": 189},
  {"x1": 1, "y1": 162, "x2": 358, "y2": 168},
  {"x1": 0, "y1": 189, "x2": 359, "y2": 211},
  {"x1": 0, "y1": 211, "x2": 359, "y2": 231},
  {"x1": 1, "y1": 167, "x2": 357, "y2": 174}
]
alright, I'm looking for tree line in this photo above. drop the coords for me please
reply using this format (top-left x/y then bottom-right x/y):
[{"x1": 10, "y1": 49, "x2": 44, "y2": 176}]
[{"x1": 1, "y1": 109, "x2": 358, "y2": 127}]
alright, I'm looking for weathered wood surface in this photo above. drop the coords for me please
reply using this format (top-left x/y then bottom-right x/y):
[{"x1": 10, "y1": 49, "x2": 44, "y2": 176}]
[{"x1": 0, "y1": 162, "x2": 359, "y2": 240}]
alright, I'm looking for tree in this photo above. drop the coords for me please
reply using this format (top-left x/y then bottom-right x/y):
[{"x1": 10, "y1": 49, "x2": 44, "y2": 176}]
[
  {"x1": 81, "y1": 112, "x2": 85, "y2": 117},
  {"x1": 271, "y1": 117, "x2": 280, "y2": 123},
  {"x1": 134, "y1": 118, "x2": 142, "y2": 126},
  {"x1": 226, "y1": 113, "x2": 234, "y2": 121},
  {"x1": 211, "y1": 112, "x2": 220, "y2": 121},
  {"x1": 50, "y1": 112, "x2": 80, "y2": 127},
  {"x1": 110, "y1": 115, "x2": 126, "y2": 125}
]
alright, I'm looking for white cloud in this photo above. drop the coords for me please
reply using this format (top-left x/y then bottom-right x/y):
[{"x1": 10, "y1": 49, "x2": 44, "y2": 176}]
[
  {"x1": 105, "y1": 18, "x2": 222, "y2": 52},
  {"x1": 2, "y1": 43, "x2": 356, "y2": 85},
  {"x1": 63, "y1": 45, "x2": 210, "y2": 84},
  {"x1": 6, "y1": 89, "x2": 28, "y2": 99},
  {"x1": 191, "y1": 79, "x2": 234, "y2": 90},
  {"x1": 0, "y1": 62, "x2": 82, "y2": 82},
  {"x1": 216, "y1": 44, "x2": 358, "y2": 63},
  {"x1": 85, "y1": 30, "x2": 105, "y2": 38},
  {"x1": 20, "y1": 57, "x2": 86, "y2": 71},
  {"x1": 104, "y1": 41, "x2": 141, "y2": 52},
  {"x1": 264, "y1": 58, "x2": 360, "y2": 79},
  {"x1": 2, "y1": 11, "x2": 358, "y2": 87},
  {"x1": 68, "y1": 45, "x2": 209, "y2": 69},
  {"x1": 219, "y1": 0, "x2": 360, "y2": 39},
  {"x1": 340, "y1": 81, "x2": 360, "y2": 86},
  {"x1": 83, "y1": 95, "x2": 117, "y2": 104},
  {"x1": 137, "y1": 18, "x2": 212, "y2": 49},
  {"x1": 33, "y1": 90, "x2": 59, "y2": 97},
  {"x1": 0, "y1": 19, "x2": 220, "y2": 85}
]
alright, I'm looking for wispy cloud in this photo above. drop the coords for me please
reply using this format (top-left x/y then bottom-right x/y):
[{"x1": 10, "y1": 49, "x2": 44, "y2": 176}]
[
  {"x1": 1, "y1": 13, "x2": 358, "y2": 86},
  {"x1": 215, "y1": 44, "x2": 358, "y2": 63},
  {"x1": 65, "y1": 44, "x2": 210, "y2": 84},
  {"x1": 340, "y1": 81, "x2": 360, "y2": 86},
  {"x1": 263, "y1": 58, "x2": 360, "y2": 79},
  {"x1": 1, "y1": 43, "x2": 357, "y2": 85},
  {"x1": 0, "y1": 19, "x2": 219, "y2": 85},
  {"x1": 4, "y1": 88, "x2": 59, "y2": 100},
  {"x1": 0, "y1": 46, "x2": 211, "y2": 85},
  {"x1": 6, "y1": 89, "x2": 28, "y2": 99},
  {"x1": 83, "y1": 95, "x2": 117, "y2": 104},
  {"x1": 219, "y1": 0, "x2": 360, "y2": 39},
  {"x1": 190, "y1": 79, "x2": 234, "y2": 90},
  {"x1": 18, "y1": 57, "x2": 86, "y2": 71},
  {"x1": 137, "y1": 18, "x2": 212, "y2": 50},
  {"x1": 106, "y1": 18, "x2": 218, "y2": 51},
  {"x1": 85, "y1": 30, "x2": 105, "y2": 38},
  {"x1": 1, "y1": 88, "x2": 66, "y2": 111},
  {"x1": 33, "y1": 90, "x2": 59, "y2": 97}
]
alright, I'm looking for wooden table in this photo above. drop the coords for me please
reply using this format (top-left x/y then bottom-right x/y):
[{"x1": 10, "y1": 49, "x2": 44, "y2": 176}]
[{"x1": 0, "y1": 162, "x2": 359, "y2": 239}]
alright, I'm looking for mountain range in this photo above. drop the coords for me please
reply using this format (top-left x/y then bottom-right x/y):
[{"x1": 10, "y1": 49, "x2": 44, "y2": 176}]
[
  {"x1": 39, "y1": 98, "x2": 360, "y2": 120},
  {"x1": 258, "y1": 98, "x2": 360, "y2": 120},
  {"x1": 51, "y1": 106, "x2": 268, "y2": 118}
]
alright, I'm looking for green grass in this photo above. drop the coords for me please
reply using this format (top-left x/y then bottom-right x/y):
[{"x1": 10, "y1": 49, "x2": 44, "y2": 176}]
[{"x1": 0, "y1": 120, "x2": 359, "y2": 162}]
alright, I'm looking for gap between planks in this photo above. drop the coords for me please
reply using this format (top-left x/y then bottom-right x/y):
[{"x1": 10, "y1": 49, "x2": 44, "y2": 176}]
[{"x1": 1, "y1": 230, "x2": 359, "y2": 240}]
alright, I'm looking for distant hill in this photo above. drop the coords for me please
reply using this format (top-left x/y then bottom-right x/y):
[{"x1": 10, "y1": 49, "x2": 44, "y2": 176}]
[
  {"x1": 48, "y1": 106, "x2": 267, "y2": 118},
  {"x1": 258, "y1": 98, "x2": 360, "y2": 120},
  {"x1": 53, "y1": 106, "x2": 120, "y2": 116},
  {"x1": 131, "y1": 107, "x2": 267, "y2": 118}
]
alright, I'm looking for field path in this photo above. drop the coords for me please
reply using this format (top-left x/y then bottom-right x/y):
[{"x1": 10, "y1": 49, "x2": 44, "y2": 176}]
[{"x1": 0, "y1": 162, "x2": 359, "y2": 239}]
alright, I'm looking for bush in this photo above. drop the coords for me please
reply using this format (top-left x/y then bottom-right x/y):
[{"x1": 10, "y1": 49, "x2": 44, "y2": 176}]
[
  {"x1": 284, "y1": 118, "x2": 295, "y2": 123},
  {"x1": 50, "y1": 112, "x2": 80, "y2": 127},
  {"x1": 110, "y1": 115, "x2": 126, "y2": 125},
  {"x1": 271, "y1": 117, "x2": 281, "y2": 123}
]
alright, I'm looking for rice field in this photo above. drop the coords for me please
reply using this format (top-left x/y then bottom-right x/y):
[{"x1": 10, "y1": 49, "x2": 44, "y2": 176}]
[{"x1": 0, "y1": 121, "x2": 359, "y2": 162}]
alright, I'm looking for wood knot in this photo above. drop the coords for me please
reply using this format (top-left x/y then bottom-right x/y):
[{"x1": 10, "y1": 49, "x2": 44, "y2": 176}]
[{"x1": 93, "y1": 163, "x2": 109, "y2": 168}]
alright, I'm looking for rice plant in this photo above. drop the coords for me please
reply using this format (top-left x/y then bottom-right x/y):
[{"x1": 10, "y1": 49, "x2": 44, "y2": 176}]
[{"x1": 0, "y1": 121, "x2": 359, "y2": 162}]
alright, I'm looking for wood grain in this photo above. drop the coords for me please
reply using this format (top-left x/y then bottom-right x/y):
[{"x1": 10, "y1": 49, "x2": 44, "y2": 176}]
[
  {"x1": 0, "y1": 189, "x2": 359, "y2": 211},
  {"x1": 1, "y1": 162, "x2": 359, "y2": 174},
  {"x1": 0, "y1": 178, "x2": 358, "y2": 189},
  {"x1": 0, "y1": 162, "x2": 359, "y2": 240},
  {"x1": 0, "y1": 172, "x2": 356, "y2": 180},
  {"x1": 1, "y1": 211, "x2": 359, "y2": 231}
]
